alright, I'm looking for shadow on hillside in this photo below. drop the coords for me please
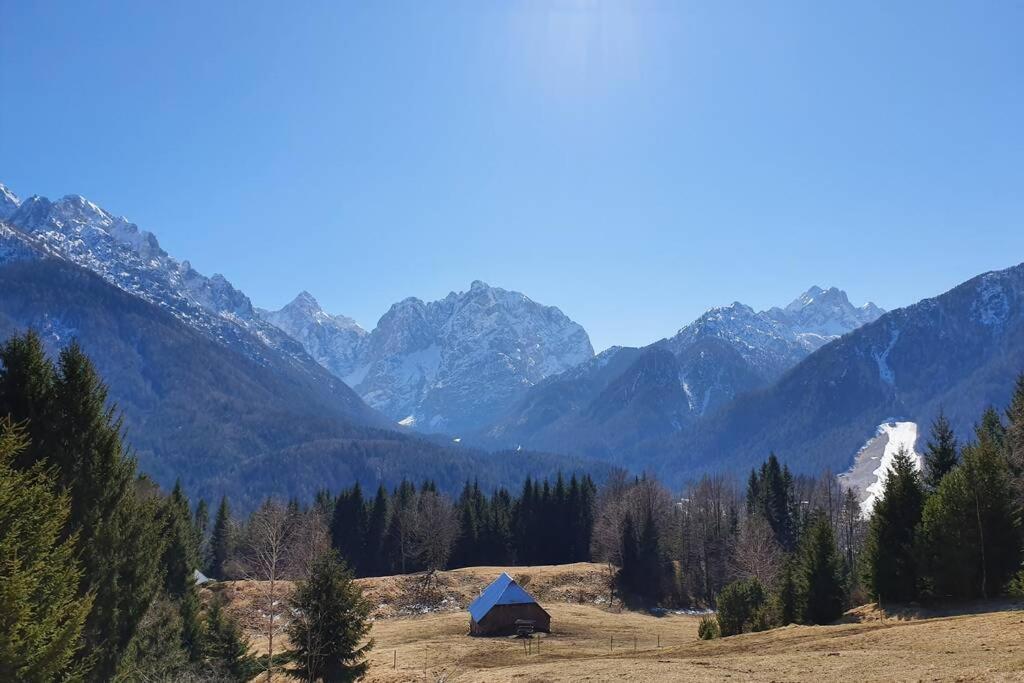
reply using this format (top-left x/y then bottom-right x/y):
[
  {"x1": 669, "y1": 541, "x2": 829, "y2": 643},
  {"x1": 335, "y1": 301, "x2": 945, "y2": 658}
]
[{"x1": 840, "y1": 598, "x2": 1024, "y2": 624}]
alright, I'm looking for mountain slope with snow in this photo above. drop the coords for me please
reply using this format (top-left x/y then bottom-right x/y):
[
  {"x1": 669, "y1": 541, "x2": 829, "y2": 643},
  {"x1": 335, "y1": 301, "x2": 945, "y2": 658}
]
[
  {"x1": 480, "y1": 286, "x2": 883, "y2": 457},
  {"x1": 0, "y1": 182, "x2": 384, "y2": 427},
  {"x1": 646, "y1": 262, "x2": 1024, "y2": 485},
  {"x1": 257, "y1": 291, "x2": 368, "y2": 380}
]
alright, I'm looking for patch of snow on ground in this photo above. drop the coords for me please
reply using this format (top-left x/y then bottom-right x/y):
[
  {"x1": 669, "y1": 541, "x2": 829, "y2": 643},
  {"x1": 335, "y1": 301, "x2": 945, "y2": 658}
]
[{"x1": 863, "y1": 421, "x2": 922, "y2": 514}]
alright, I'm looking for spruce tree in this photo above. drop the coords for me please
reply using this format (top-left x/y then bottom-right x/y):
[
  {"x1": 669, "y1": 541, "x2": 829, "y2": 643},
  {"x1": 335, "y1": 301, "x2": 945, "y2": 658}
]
[
  {"x1": 331, "y1": 484, "x2": 367, "y2": 574},
  {"x1": 210, "y1": 496, "x2": 235, "y2": 579},
  {"x1": 451, "y1": 482, "x2": 480, "y2": 568},
  {"x1": 772, "y1": 557, "x2": 799, "y2": 626},
  {"x1": 287, "y1": 549, "x2": 373, "y2": 682},
  {"x1": 637, "y1": 508, "x2": 665, "y2": 603},
  {"x1": 862, "y1": 447, "x2": 924, "y2": 602},
  {"x1": 204, "y1": 596, "x2": 258, "y2": 681},
  {"x1": 924, "y1": 411, "x2": 958, "y2": 491},
  {"x1": 797, "y1": 513, "x2": 847, "y2": 625},
  {"x1": 978, "y1": 406, "x2": 1006, "y2": 451},
  {"x1": 748, "y1": 454, "x2": 797, "y2": 551},
  {"x1": 0, "y1": 419, "x2": 93, "y2": 682},
  {"x1": 0, "y1": 331, "x2": 56, "y2": 469},
  {"x1": 159, "y1": 483, "x2": 204, "y2": 661},
  {"x1": 50, "y1": 342, "x2": 163, "y2": 680},
  {"x1": 163, "y1": 481, "x2": 200, "y2": 594},
  {"x1": 1005, "y1": 373, "x2": 1024, "y2": 505},
  {"x1": 116, "y1": 596, "x2": 189, "y2": 681},
  {"x1": 363, "y1": 485, "x2": 390, "y2": 577},
  {"x1": 918, "y1": 428, "x2": 1022, "y2": 599},
  {"x1": 617, "y1": 514, "x2": 641, "y2": 598}
]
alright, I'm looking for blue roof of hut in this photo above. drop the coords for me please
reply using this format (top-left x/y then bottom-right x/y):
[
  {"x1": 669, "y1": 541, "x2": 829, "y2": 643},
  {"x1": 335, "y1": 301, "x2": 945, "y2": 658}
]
[{"x1": 468, "y1": 573, "x2": 539, "y2": 622}]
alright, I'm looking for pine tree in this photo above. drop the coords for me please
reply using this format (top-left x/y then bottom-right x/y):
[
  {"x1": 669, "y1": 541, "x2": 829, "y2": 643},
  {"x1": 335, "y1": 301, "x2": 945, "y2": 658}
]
[
  {"x1": 862, "y1": 447, "x2": 924, "y2": 602},
  {"x1": 1005, "y1": 374, "x2": 1024, "y2": 506},
  {"x1": 636, "y1": 507, "x2": 665, "y2": 603},
  {"x1": 204, "y1": 596, "x2": 258, "y2": 682},
  {"x1": 210, "y1": 496, "x2": 235, "y2": 579},
  {"x1": 772, "y1": 557, "x2": 799, "y2": 626},
  {"x1": 617, "y1": 514, "x2": 641, "y2": 598},
  {"x1": 451, "y1": 482, "x2": 481, "y2": 568},
  {"x1": 0, "y1": 331, "x2": 56, "y2": 469},
  {"x1": 287, "y1": 549, "x2": 373, "y2": 682},
  {"x1": 748, "y1": 454, "x2": 797, "y2": 551},
  {"x1": 116, "y1": 596, "x2": 189, "y2": 681},
  {"x1": 918, "y1": 428, "x2": 1022, "y2": 599},
  {"x1": 331, "y1": 484, "x2": 367, "y2": 575},
  {"x1": 514, "y1": 477, "x2": 536, "y2": 564},
  {"x1": 159, "y1": 483, "x2": 204, "y2": 661},
  {"x1": 923, "y1": 411, "x2": 959, "y2": 491},
  {"x1": 978, "y1": 406, "x2": 1006, "y2": 451},
  {"x1": 0, "y1": 419, "x2": 93, "y2": 682},
  {"x1": 162, "y1": 481, "x2": 200, "y2": 595},
  {"x1": 50, "y1": 342, "x2": 163, "y2": 680},
  {"x1": 797, "y1": 513, "x2": 847, "y2": 625},
  {"x1": 179, "y1": 579, "x2": 204, "y2": 663},
  {"x1": 363, "y1": 485, "x2": 390, "y2": 577}
]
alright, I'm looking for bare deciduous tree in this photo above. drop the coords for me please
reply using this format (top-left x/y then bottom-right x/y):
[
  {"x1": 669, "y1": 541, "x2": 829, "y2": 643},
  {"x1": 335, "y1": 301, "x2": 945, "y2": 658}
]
[
  {"x1": 411, "y1": 490, "x2": 457, "y2": 572},
  {"x1": 237, "y1": 499, "x2": 295, "y2": 682},
  {"x1": 731, "y1": 513, "x2": 782, "y2": 586},
  {"x1": 286, "y1": 507, "x2": 331, "y2": 579}
]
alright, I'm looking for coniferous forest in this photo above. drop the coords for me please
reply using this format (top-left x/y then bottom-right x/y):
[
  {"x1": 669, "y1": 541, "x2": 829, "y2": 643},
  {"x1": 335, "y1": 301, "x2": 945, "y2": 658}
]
[{"x1": 2, "y1": 330, "x2": 1024, "y2": 679}]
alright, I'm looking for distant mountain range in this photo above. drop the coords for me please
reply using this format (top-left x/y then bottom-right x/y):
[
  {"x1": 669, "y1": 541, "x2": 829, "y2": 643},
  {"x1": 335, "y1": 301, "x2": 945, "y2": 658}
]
[
  {"x1": 481, "y1": 287, "x2": 884, "y2": 458},
  {"x1": 0, "y1": 184, "x2": 603, "y2": 504},
  {"x1": 258, "y1": 282, "x2": 593, "y2": 434},
  {"x1": 2, "y1": 180, "x2": 1021, "y2": 499}
]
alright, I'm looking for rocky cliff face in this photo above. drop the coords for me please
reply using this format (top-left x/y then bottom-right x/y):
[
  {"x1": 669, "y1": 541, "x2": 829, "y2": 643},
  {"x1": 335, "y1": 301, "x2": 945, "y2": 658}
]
[{"x1": 262, "y1": 281, "x2": 594, "y2": 434}]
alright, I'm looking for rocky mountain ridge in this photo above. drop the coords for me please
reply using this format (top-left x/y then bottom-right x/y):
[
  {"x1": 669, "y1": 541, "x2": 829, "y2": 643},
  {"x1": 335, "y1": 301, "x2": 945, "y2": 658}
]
[{"x1": 260, "y1": 280, "x2": 595, "y2": 433}]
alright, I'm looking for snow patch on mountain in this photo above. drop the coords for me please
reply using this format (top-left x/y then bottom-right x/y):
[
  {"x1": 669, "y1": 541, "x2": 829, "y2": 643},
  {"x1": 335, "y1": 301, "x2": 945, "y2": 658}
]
[
  {"x1": 841, "y1": 422, "x2": 922, "y2": 515},
  {"x1": 872, "y1": 327, "x2": 901, "y2": 385},
  {"x1": 972, "y1": 273, "x2": 1010, "y2": 329}
]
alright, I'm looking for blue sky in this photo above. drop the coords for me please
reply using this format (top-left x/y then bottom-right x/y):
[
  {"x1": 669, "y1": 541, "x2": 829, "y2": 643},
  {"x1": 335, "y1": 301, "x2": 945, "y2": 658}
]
[{"x1": 2, "y1": 1, "x2": 1022, "y2": 351}]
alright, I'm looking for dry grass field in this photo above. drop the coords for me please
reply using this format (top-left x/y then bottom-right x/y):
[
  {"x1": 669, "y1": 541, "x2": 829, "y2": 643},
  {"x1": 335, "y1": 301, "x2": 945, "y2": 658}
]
[{"x1": 209, "y1": 563, "x2": 1024, "y2": 682}]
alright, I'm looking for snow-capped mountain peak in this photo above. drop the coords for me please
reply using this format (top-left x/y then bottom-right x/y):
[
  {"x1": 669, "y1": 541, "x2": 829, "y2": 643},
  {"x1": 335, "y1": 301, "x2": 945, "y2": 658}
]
[
  {"x1": 659, "y1": 286, "x2": 884, "y2": 417},
  {"x1": 260, "y1": 279, "x2": 595, "y2": 433},
  {"x1": 257, "y1": 291, "x2": 368, "y2": 381},
  {"x1": 0, "y1": 183, "x2": 21, "y2": 220},
  {"x1": 1, "y1": 183, "x2": 320, "y2": 368},
  {"x1": 772, "y1": 286, "x2": 883, "y2": 338}
]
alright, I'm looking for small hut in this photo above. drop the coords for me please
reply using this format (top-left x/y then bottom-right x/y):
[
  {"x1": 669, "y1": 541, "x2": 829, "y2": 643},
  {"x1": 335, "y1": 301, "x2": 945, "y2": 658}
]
[{"x1": 468, "y1": 573, "x2": 551, "y2": 636}]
